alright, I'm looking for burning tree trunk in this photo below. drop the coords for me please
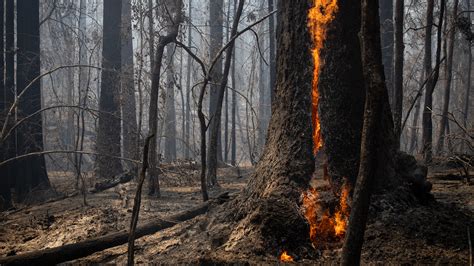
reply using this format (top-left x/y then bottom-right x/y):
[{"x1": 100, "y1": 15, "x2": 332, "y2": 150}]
[
  {"x1": 212, "y1": 0, "x2": 315, "y2": 255},
  {"x1": 317, "y1": 0, "x2": 366, "y2": 191}
]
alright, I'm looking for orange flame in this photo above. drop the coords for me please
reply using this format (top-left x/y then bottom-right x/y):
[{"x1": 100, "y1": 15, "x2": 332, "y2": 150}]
[
  {"x1": 309, "y1": 0, "x2": 338, "y2": 153},
  {"x1": 302, "y1": 184, "x2": 350, "y2": 247},
  {"x1": 279, "y1": 251, "x2": 294, "y2": 262}
]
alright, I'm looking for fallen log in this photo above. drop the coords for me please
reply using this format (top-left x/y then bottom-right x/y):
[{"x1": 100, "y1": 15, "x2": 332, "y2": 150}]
[
  {"x1": 0, "y1": 194, "x2": 229, "y2": 265},
  {"x1": 89, "y1": 172, "x2": 135, "y2": 194}
]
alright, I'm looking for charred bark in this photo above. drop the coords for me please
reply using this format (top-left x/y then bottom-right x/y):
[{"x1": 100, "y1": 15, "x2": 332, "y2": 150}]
[
  {"x1": 318, "y1": 0, "x2": 366, "y2": 191},
  {"x1": 214, "y1": 0, "x2": 315, "y2": 256}
]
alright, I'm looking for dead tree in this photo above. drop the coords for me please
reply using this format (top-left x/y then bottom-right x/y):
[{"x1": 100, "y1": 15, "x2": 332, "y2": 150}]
[
  {"x1": 206, "y1": 0, "x2": 245, "y2": 186},
  {"x1": 421, "y1": 0, "x2": 445, "y2": 163},
  {"x1": 436, "y1": 0, "x2": 459, "y2": 155},
  {"x1": 147, "y1": 0, "x2": 183, "y2": 197}
]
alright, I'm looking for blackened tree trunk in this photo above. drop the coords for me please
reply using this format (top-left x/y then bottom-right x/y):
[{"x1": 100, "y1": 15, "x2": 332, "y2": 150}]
[
  {"x1": 392, "y1": 0, "x2": 404, "y2": 145},
  {"x1": 16, "y1": 0, "x2": 50, "y2": 200},
  {"x1": 207, "y1": 0, "x2": 224, "y2": 186},
  {"x1": 318, "y1": 0, "x2": 366, "y2": 191},
  {"x1": 206, "y1": 0, "x2": 245, "y2": 186},
  {"x1": 436, "y1": 0, "x2": 459, "y2": 155},
  {"x1": 121, "y1": 0, "x2": 139, "y2": 170},
  {"x1": 218, "y1": 0, "x2": 315, "y2": 254},
  {"x1": 421, "y1": 0, "x2": 445, "y2": 164},
  {"x1": 96, "y1": 0, "x2": 123, "y2": 179},
  {"x1": 342, "y1": 0, "x2": 390, "y2": 263},
  {"x1": 380, "y1": 0, "x2": 394, "y2": 104}
]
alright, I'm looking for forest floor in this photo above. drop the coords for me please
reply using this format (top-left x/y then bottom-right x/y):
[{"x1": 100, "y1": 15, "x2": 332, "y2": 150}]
[{"x1": 0, "y1": 163, "x2": 472, "y2": 264}]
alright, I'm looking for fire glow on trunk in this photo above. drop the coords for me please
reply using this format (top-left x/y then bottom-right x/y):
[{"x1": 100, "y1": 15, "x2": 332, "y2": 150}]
[
  {"x1": 305, "y1": 0, "x2": 350, "y2": 249},
  {"x1": 309, "y1": 0, "x2": 338, "y2": 154}
]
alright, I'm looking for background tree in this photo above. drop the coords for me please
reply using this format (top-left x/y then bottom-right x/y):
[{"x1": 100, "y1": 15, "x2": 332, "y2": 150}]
[
  {"x1": 121, "y1": 0, "x2": 139, "y2": 170},
  {"x1": 207, "y1": 0, "x2": 225, "y2": 186},
  {"x1": 96, "y1": 0, "x2": 124, "y2": 178},
  {"x1": 421, "y1": 0, "x2": 445, "y2": 163},
  {"x1": 15, "y1": 0, "x2": 51, "y2": 200}
]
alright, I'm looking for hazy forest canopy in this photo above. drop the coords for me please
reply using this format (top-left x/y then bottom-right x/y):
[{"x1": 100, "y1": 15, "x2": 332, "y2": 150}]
[{"x1": 0, "y1": 0, "x2": 472, "y2": 264}]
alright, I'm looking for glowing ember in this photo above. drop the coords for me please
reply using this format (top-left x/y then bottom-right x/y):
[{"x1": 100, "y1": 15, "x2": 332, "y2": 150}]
[
  {"x1": 308, "y1": 0, "x2": 338, "y2": 154},
  {"x1": 279, "y1": 251, "x2": 294, "y2": 262},
  {"x1": 302, "y1": 184, "x2": 350, "y2": 247}
]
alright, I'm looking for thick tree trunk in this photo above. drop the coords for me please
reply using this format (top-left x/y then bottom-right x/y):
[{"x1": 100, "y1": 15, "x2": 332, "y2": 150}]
[
  {"x1": 392, "y1": 0, "x2": 405, "y2": 145},
  {"x1": 318, "y1": 0, "x2": 366, "y2": 191},
  {"x1": 422, "y1": 0, "x2": 445, "y2": 164},
  {"x1": 121, "y1": 0, "x2": 139, "y2": 170},
  {"x1": 16, "y1": 0, "x2": 50, "y2": 200},
  {"x1": 217, "y1": 0, "x2": 315, "y2": 255},
  {"x1": 436, "y1": 0, "x2": 459, "y2": 155},
  {"x1": 96, "y1": 0, "x2": 124, "y2": 178}
]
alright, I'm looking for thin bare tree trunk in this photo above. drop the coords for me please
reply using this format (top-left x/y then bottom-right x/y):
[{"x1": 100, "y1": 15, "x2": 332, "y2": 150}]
[
  {"x1": 342, "y1": 0, "x2": 390, "y2": 263},
  {"x1": 421, "y1": 0, "x2": 445, "y2": 163},
  {"x1": 206, "y1": 0, "x2": 245, "y2": 186},
  {"x1": 436, "y1": 0, "x2": 459, "y2": 155}
]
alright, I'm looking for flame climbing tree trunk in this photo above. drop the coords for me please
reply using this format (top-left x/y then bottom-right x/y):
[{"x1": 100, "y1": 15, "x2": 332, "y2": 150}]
[
  {"x1": 318, "y1": 0, "x2": 366, "y2": 191},
  {"x1": 214, "y1": 0, "x2": 315, "y2": 256}
]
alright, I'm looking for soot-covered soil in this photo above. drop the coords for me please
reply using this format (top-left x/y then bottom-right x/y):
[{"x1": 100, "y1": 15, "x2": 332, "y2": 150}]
[{"x1": 0, "y1": 164, "x2": 472, "y2": 264}]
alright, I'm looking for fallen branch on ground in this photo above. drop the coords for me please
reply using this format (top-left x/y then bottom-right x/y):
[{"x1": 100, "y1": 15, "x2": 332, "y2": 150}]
[{"x1": 0, "y1": 193, "x2": 229, "y2": 265}]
